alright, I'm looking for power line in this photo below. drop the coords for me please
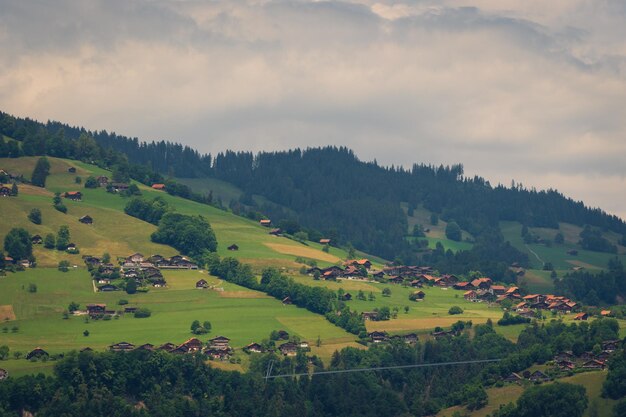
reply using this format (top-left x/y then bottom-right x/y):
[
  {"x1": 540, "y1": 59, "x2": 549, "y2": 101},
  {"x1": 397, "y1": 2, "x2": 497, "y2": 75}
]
[{"x1": 264, "y1": 358, "x2": 502, "y2": 379}]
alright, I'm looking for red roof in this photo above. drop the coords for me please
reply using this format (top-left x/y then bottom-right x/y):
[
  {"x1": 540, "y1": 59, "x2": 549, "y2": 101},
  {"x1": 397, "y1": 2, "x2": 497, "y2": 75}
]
[
  {"x1": 151, "y1": 183, "x2": 165, "y2": 190},
  {"x1": 66, "y1": 191, "x2": 80, "y2": 196}
]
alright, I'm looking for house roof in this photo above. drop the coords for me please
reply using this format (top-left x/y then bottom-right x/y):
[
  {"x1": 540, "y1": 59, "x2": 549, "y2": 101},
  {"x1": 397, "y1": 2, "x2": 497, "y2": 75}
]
[
  {"x1": 66, "y1": 191, "x2": 81, "y2": 196},
  {"x1": 151, "y1": 183, "x2": 166, "y2": 189}
]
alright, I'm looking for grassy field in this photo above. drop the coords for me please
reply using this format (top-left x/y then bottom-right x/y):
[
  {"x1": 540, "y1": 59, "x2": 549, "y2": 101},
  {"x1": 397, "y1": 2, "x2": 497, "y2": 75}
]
[
  {"x1": 438, "y1": 371, "x2": 614, "y2": 417},
  {"x1": 0, "y1": 268, "x2": 354, "y2": 360}
]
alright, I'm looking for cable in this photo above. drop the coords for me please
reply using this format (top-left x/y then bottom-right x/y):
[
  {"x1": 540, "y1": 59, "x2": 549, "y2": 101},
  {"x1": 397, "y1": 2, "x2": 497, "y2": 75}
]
[{"x1": 264, "y1": 358, "x2": 502, "y2": 379}]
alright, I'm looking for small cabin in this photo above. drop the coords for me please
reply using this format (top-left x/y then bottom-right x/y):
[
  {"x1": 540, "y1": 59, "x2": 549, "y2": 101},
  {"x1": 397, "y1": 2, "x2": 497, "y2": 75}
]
[
  {"x1": 64, "y1": 191, "x2": 82, "y2": 201},
  {"x1": 68, "y1": 167, "x2": 76, "y2": 173},
  {"x1": 26, "y1": 348, "x2": 49, "y2": 360},
  {"x1": 260, "y1": 219, "x2": 271, "y2": 227},
  {"x1": 96, "y1": 176, "x2": 109, "y2": 187},
  {"x1": 245, "y1": 343, "x2": 264, "y2": 353},
  {"x1": 0, "y1": 185, "x2": 11, "y2": 197},
  {"x1": 79, "y1": 215, "x2": 93, "y2": 224},
  {"x1": 109, "y1": 342, "x2": 135, "y2": 352},
  {"x1": 319, "y1": 238, "x2": 331, "y2": 245},
  {"x1": 151, "y1": 183, "x2": 166, "y2": 190},
  {"x1": 31, "y1": 234, "x2": 43, "y2": 244},
  {"x1": 196, "y1": 279, "x2": 209, "y2": 289},
  {"x1": 282, "y1": 296, "x2": 293, "y2": 305},
  {"x1": 227, "y1": 244, "x2": 239, "y2": 251}
]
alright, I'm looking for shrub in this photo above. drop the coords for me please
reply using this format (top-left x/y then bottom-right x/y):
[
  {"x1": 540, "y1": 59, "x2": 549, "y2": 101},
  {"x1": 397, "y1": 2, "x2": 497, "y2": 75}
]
[
  {"x1": 58, "y1": 260, "x2": 71, "y2": 272},
  {"x1": 28, "y1": 208, "x2": 42, "y2": 225},
  {"x1": 448, "y1": 306, "x2": 464, "y2": 315},
  {"x1": 134, "y1": 308, "x2": 152, "y2": 318}
]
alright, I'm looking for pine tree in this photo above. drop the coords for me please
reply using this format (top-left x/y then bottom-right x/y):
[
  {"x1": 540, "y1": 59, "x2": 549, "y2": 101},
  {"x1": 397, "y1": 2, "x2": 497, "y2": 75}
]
[{"x1": 31, "y1": 157, "x2": 50, "y2": 187}]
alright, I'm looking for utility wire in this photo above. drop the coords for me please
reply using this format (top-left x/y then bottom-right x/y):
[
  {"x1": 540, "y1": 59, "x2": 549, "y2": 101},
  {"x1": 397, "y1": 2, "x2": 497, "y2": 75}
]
[{"x1": 264, "y1": 358, "x2": 502, "y2": 379}]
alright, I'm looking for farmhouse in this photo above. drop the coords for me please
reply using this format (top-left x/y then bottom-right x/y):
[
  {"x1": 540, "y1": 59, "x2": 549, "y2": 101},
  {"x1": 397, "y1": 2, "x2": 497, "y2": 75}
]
[
  {"x1": 582, "y1": 360, "x2": 606, "y2": 370},
  {"x1": 410, "y1": 280, "x2": 423, "y2": 288},
  {"x1": 244, "y1": 343, "x2": 264, "y2": 353},
  {"x1": 269, "y1": 228, "x2": 282, "y2": 236},
  {"x1": 574, "y1": 312, "x2": 588, "y2": 321},
  {"x1": 31, "y1": 234, "x2": 43, "y2": 244},
  {"x1": 282, "y1": 296, "x2": 293, "y2": 305},
  {"x1": 79, "y1": 215, "x2": 93, "y2": 224},
  {"x1": 110, "y1": 183, "x2": 129, "y2": 192},
  {"x1": 110, "y1": 342, "x2": 135, "y2": 352},
  {"x1": 341, "y1": 292, "x2": 352, "y2": 301},
  {"x1": 278, "y1": 342, "x2": 298, "y2": 356},
  {"x1": 319, "y1": 238, "x2": 331, "y2": 245},
  {"x1": 66, "y1": 243, "x2": 77, "y2": 251},
  {"x1": 86, "y1": 304, "x2": 106, "y2": 316},
  {"x1": 151, "y1": 183, "x2": 166, "y2": 190},
  {"x1": 503, "y1": 373, "x2": 523, "y2": 383},
  {"x1": 410, "y1": 290, "x2": 425, "y2": 300},
  {"x1": 208, "y1": 336, "x2": 231, "y2": 349},
  {"x1": 259, "y1": 219, "x2": 271, "y2": 227},
  {"x1": 179, "y1": 338, "x2": 204, "y2": 353},
  {"x1": 64, "y1": 191, "x2": 82, "y2": 201},
  {"x1": 227, "y1": 244, "x2": 239, "y2": 251},
  {"x1": 602, "y1": 340, "x2": 620, "y2": 352},
  {"x1": 368, "y1": 331, "x2": 389, "y2": 343},
  {"x1": 361, "y1": 312, "x2": 378, "y2": 321},
  {"x1": 127, "y1": 253, "x2": 145, "y2": 263},
  {"x1": 157, "y1": 343, "x2": 177, "y2": 352},
  {"x1": 529, "y1": 370, "x2": 550, "y2": 382},
  {"x1": 135, "y1": 343, "x2": 155, "y2": 351},
  {"x1": 387, "y1": 275, "x2": 404, "y2": 285},
  {"x1": 491, "y1": 285, "x2": 507, "y2": 295},
  {"x1": 98, "y1": 284, "x2": 119, "y2": 292},
  {"x1": 464, "y1": 290, "x2": 477, "y2": 301},
  {"x1": 470, "y1": 278, "x2": 492, "y2": 289},
  {"x1": 96, "y1": 176, "x2": 109, "y2": 187},
  {"x1": 454, "y1": 282, "x2": 471, "y2": 290},
  {"x1": 26, "y1": 348, "x2": 49, "y2": 360},
  {"x1": 196, "y1": 279, "x2": 209, "y2": 289}
]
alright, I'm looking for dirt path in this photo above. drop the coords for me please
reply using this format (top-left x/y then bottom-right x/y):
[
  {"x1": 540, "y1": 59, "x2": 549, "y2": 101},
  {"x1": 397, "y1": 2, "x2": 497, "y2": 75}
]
[{"x1": 525, "y1": 244, "x2": 544, "y2": 264}]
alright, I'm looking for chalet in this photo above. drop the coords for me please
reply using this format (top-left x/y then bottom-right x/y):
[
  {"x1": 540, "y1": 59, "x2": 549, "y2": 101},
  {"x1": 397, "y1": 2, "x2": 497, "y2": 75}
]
[
  {"x1": 556, "y1": 360, "x2": 575, "y2": 371},
  {"x1": 403, "y1": 333, "x2": 418, "y2": 344},
  {"x1": 98, "y1": 284, "x2": 119, "y2": 292},
  {"x1": 282, "y1": 296, "x2": 293, "y2": 305},
  {"x1": 523, "y1": 294, "x2": 543, "y2": 303},
  {"x1": 554, "y1": 351, "x2": 575, "y2": 362},
  {"x1": 319, "y1": 238, "x2": 331, "y2": 245},
  {"x1": 491, "y1": 285, "x2": 507, "y2": 295},
  {"x1": 368, "y1": 331, "x2": 389, "y2": 343},
  {"x1": 572, "y1": 266, "x2": 584, "y2": 271},
  {"x1": 470, "y1": 277, "x2": 492, "y2": 289},
  {"x1": 196, "y1": 279, "x2": 209, "y2": 289},
  {"x1": 151, "y1": 183, "x2": 166, "y2": 190},
  {"x1": 299, "y1": 341, "x2": 310, "y2": 349},
  {"x1": 601, "y1": 310, "x2": 613, "y2": 317},
  {"x1": 515, "y1": 301, "x2": 529, "y2": 311},
  {"x1": 171, "y1": 258, "x2": 198, "y2": 269},
  {"x1": 269, "y1": 228, "x2": 282, "y2": 236},
  {"x1": 582, "y1": 360, "x2": 606, "y2": 370},
  {"x1": 179, "y1": 338, "x2": 204, "y2": 352},
  {"x1": 431, "y1": 330, "x2": 457, "y2": 339},
  {"x1": 110, "y1": 183, "x2": 129, "y2": 192},
  {"x1": 278, "y1": 342, "x2": 298, "y2": 356},
  {"x1": 440, "y1": 274, "x2": 459, "y2": 286},
  {"x1": 110, "y1": 342, "x2": 135, "y2": 352},
  {"x1": 361, "y1": 312, "x2": 378, "y2": 321},
  {"x1": 244, "y1": 343, "x2": 264, "y2": 353},
  {"x1": 96, "y1": 176, "x2": 109, "y2": 187},
  {"x1": 66, "y1": 243, "x2": 77, "y2": 251},
  {"x1": 454, "y1": 282, "x2": 471, "y2": 290},
  {"x1": 0, "y1": 185, "x2": 11, "y2": 197},
  {"x1": 505, "y1": 287, "x2": 521, "y2": 297},
  {"x1": 372, "y1": 271, "x2": 386, "y2": 279},
  {"x1": 410, "y1": 280, "x2": 423, "y2": 288},
  {"x1": 464, "y1": 290, "x2": 477, "y2": 301},
  {"x1": 602, "y1": 340, "x2": 621, "y2": 353},
  {"x1": 3, "y1": 256, "x2": 14, "y2": 264},
  {"x1": 123, "y1": 307, "x2": 138, "y2": 314},
  {"x1": 419, "y1": 274, "x2": 438, "y2": 284},
  {"x1": 341, "y1": 293, "x2": 352, "y2": 301},
  {"x1": 529, "y1": 370, "x2": 550, "y2": 382},
  {"x1": 150, "y1": 278, "x2": 167, "y2": 287},
  {"x1": 127, "y1": 253, "x2": 145, "y2": 263},
  {"x1": 19, "y1": 259, "x2": 32, "y2": 268},
  {"x1": 31, "y1": 234, "x2": 43, "y2": 244},
  {"x1": 86, "y1": 304, "x2": 106, "y2": 317},
  {"x1": 276, "y1": 330, "x2": 290, "y2": 340},
  {"x1": 68, "y1": 167, "x2": 76, "y2": 173},
  {"x1": 26, "y1": 348, "x2": 49, "y2": 360},
  {"x1": 157, "y1": 343, "x2": 177, "y2": 352},
  {"x1": 64, "y1": 191, "x2": 82, "y2": 201},
  {"x1": 79, "y1": 215, "x2": 93, "y2": 225},
  {"x1": 98, "y1": 264, "x2": 116, "y2": 275},
  {"x1": 530, "y1": 301, "x2": 550, "y2": 310},
  {"x1": 135, "y1": 343, "x2": 155, "y2": 351},
  {"x1": 354, "y1": 259, "x2": 372, "y2": 269},
  {"x1": 503, "y1": 373, "x2": 523, "y2": 383},
  {"x1": 387, "y1": 275, "x2": 404, "y2": 285},
  {"x1": 518, "y1": 309, "x2": 536, "y2": 319},
  {"x1": 149, "y1": 254, "x2": 165, "y2": 264},
  {"x1": 0, "y1": 368, "x2": 7, "y2": 380},
  {"x1": 596, "y1": 351, "x2": 611, "y2": 362},
  {"x1": 80, "y1": 347, "x2": 93, "y2": 352},
  {"x1": 208, "y1": 336, "x2": 231, "y2": 349},
  {"x1": 411, "y1": 290, "x2": 426, "y2": 300},
  {"x1": 574, "y1": 312, "x2": 588, "y2": 321},
  {"x1": 205, "y1": 347, "x2": 231, "y2": 360},
  {"x1": 123, "y1": 270, "x2": 138, "y2": 279},
  {"x1": 227, "y1": 244, "x2": 239, "y2": 251},
  {"x1": 259, "y1": 219, "x2": 271, "y2": 227}
]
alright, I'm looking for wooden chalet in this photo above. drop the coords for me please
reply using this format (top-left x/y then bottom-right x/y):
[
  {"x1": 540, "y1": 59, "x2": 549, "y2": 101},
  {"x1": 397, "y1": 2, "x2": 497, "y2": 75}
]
[
  {"x1": 123, "y1": 307, "x2": 138, "y2": 314},
  {"x1": 503, "y1": 373, "x2": 523, "y2": 383},
  {"x1": 464, "y1": 290, "x2": 477, "y2": 301},
  {"x1": 582, "y1": 360, "x2": 606, "y2": 370},
  {"x1": 19, "y1": 259, "x2": 33, "y2": 268},
  {"x1": 341, "y1": 292, "x2": 352, "y2": 301},
  {"x1": 282, "y1": 296, "x2": 293, "y2": 305},
  {"x1": 196, "y1": 279, "x2": 209, "y2": 289},
  {"x1": 602, "y1": 340, "x2": 620, "y2": 352},
  {"x1": 31, "y1": 234, "x2": 43, "y2": 244},
  {"x1": 68, "y1": 167, "x2": 76, "y2": 173},
  {"x1": 80, "y1": 347, "x2": 93, "y2": 352},
  {"x1": 86, "y1": 304, "x2": 106, "y2": 316},
  {"x1": 66, "y1": 242, "x2": 77, "y2": 251},
  {"x1": 157, "y1": 343, "x2": 177, "y2": 352},
  {"x1": 227, "y1": 244, "x2": 239, "y2": 251},
  {"x1": 601, "y1": 310, "x2": 613, "y2": 317},
  {"x1": 123, "y1": 270, "x2": 138, "y2": 279},
  {"x1": 204, "y1": 347, "x2": 231, "y2": 360},
  {"x1": 491, "y1": 285, "x2": 507, "y2": 295},
  {"x1": 412, "y1": 290, "x2": 426, "y2": 299},
  {"x1": 556, "y1": 360, "x2": 575, "y2": 370},
  {"x1": 319, "y1": 238, "x2": 331, "y2": 245},
  {"x1": 110, "y1": 183, "x2": 129, "y2": 192},
  {"x1": 431, "y1": 330, "x2": 457, "y2": 339},
  {"x1": 470, "y1": 277, "x2": 492, "y2": 289},
  {"x1": 26, "y1": 348, "x2": 49, "y2": 360},
  {"x1": 278, "y1": 342, "x2": 298, "y2": 356},
  {"x1": 574, "y1": 312, "x2": 588, "y2": 321},
  {"x1": 127, "y1": 253, "x2": 145, "y2": 263},
  {"x1": 151, "y1": 183, "x2": 166, "y2": 190},
  {"x1": 96, "y1": 176, "x2": 109, "y2": 187},
  {"x1": 276, "y1": 330, "x2": 290, "y2": 340},
  {"x1": 135, "y1": 343, "x2": 155, "y2": 351},
  {"x1": 453, "y1": 282, "x2": 471, "y2": 290},
  {"x1": 361, "y1": 311, "x2": 378, "y2": 321},
  {"x1": 439, "y1": 274, "x2": 459, "y2": 286},
  {"x1": 0, "y1": 368, "x2": 7, "y2": 381},
  {"x1": 109, "y1": 342, "x2": 135, "y2": 352},
  {"x1": 179, "y1": 338, "x2": 204, "y2": 353},
  {"x1": 529, "y1": 370, "x2": 550, "y2": 382},
  {"x1": 410, "y1": 279, "x2": 423, "y2": 288},
  {"x1": 259, "y1": 219, "x2": 271, "y2": 227},
  {"x1": 387, "y1": 275, "x2": 404, "y2": 285},
  {"x1": 596, "y1": 351, "x2": 611, "y2": 362},
  {"x1": 554, "y1": 351, "x2": 575, "y2": 362},
  {"x1": 0, "y1": 185, "x2": 11, "y2": 197},
  {"x1": 368, "y1": 331, "x2": 389, "y2": 343},
  {"x1": 269, "y1": 228, "x2": 282, "y2": 236},
  {"x1": 79, "y1": 215, "x2": 93, "y2": 225},
  {"x1": 244, "y1": 343, "x2": 264, "y2": 353},
  {"x1": 64, "y1": 191, "x2": 82, "y2": 201},
  {"x1": 208, "y1": 336, "x2": 231, "y2": 349},
  {"x1": 403, "y1": 333, "x2": 418, "y2": 344},
  {"x1": 98, "y1": 284, "x2": 119, "y2": 292}
]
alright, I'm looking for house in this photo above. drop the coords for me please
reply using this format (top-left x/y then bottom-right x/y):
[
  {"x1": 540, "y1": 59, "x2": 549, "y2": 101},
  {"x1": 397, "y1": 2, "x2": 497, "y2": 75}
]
[
  {"x1": 554, "y1": 351, "x2": 575, "y2": 362},
  {"x1": 276, "y1": 330, "x2": 290, "y2": 340},
  {"x1": 260, "y1": 219, "x2": 271, "y2": 227},
  {"x1": 127, "y1": 253, "x2": 144, "y2": 263},
  {"x1": 149, "y1": 254, "x2": 165, "y2": 264},
  {"x1": 26, "y1": 348, "x2": 49, "y2": 360},
  {"x1": 574, "y1": 312, "x2": 588, "y2": 321},
  {"x1": 440, "y1": 274, "x2": 459, "y2": 285},
  {"x1": 205, "y1": 347, "x2": 231, "y2": 360},
  {"x1": 503, "y1": 373, "x2": 523, "y2": 383},
  {"x1": 96, "y1": 176, "x2": 109, "y2": 187},
  {"x1": 179, "y1": 338, "x2": 204, "y2": 352},
  {"x1": 31, "y1": 234, "x2": 43, "y2": 244},
  {"x1": 110, "y1": 183, "x2": 129, "y2": 192},
  {"x1": 0, "y1": 185, "x2": 11, "y2": 197},
  {"x1": 411, "y1": 290, "x2": 426, "y2": 300},
  {"x1": 196, "y1": 279, "x2": 209, "y2": 289},
  {"x1": 601, "y1": 310, "x2": 613, "y2": 317},
  {"x1": 431, "y1": 330, "x2": 457, "y2": 339},
  {"x1": 278, "y1": 342, "x2": 298, "y2": 356},
  {"x1": 79, "y1": 347, "x2": 92, "y2": 352},
  {"x1": 123, "y1": 270, "x2": 138, "y2": 279},
  {"x1": 19, "y1": 259, "x2": 33, "y2": 268},
  {"x1": 135, "y1": 343, "x2": 155, "y2": 351},
  {"x1": 0, "y1": 368, "x2": 7, "y2": 380},
  {"x1": 470, "y1": 277, "x2": 492, "y2": 289},
  {"x1": 319, "y1": 238, "x2": 331, "y2": 245},
  {"x1": 64, "y1": 191, "x2": 82, "y2": 201},
  {"x1": 227, "y1": 244, "x2": 239, "y2": 251},
  {"x1": 454, "y1": 282, "x2": 471, "y2": 290},
  {"x1": 208, "y1": 336, "x2": 231, "y2": 349},
  {"x1": 282, "y1": 296, "x2": 292, "y2": 305},
  {"x1": 556, "y1": 360, "x2": 575, "y2": 370},
  {"x1": 410, "y1": 280, "x2": 423, "y2": 288},
  {"x1": 244, "y1": 343, "x2": 264, "y2": 353},
  {"x1": 98, "y1": 284, "x2": 119, "y2": 292},
  {"x1": 157, "y1": 343, "x2": 177, "y2": 352},
  {"x1": 403, "y1": 333, "x2": 418, "y2": 344},
  {"x1": 464, "y1": 290, "x2": 477, "y2": 301},
  {"x1": 596, "y1": 351, "x2": 611, "y2": 362},
  {"x1": 341, "y1": 292, "x2": 352, "y2": 301},
  {"x1": 151, "y1": 183, "x2": 166, "y2": 190},
  {"x1": 66, "y1": 243, "x2": 77, "y2": 251},
  {"x1": 68, "y1": 167, "x2": 76, "y2": 173},
  {"x1": 86, "y1": 304, "x2": 106, "y2": 316},
  {"x1": 602, "y1": 340, "x2": 621, "y2": 352},
  {"x1": 387, "y1": 275, "x2": 404, "y2": 285},
  {"x1": 123, "y1": 307, "x2": 138, "y2": 314},
  {"x1": 361, "y1": 312, "x2": 378, "y2": 321},
  {"x1": 299, "y1": 341, "x2": 309, "y2": 349},
  {"x1": 368, "y1": 331, "x2": 389, "y2": 343},
  {"x1": 269, "y1": 228, "x2": 282, "y2": 236},
  {"x1": 109, "y1": 342, "x2": 135, "y2": 352},
  {"x1": 491, "y1": 285, "x2": 507, "y2": 295},
  {"x1": 529, "y1": 370, "x2": 550, "y2": 382},
  {"x1": 79, "y1": 215, "x2": 93, "y2": 225},
  {"x1": 582, "y1": 360, "x2": 606, "y2": 370}
]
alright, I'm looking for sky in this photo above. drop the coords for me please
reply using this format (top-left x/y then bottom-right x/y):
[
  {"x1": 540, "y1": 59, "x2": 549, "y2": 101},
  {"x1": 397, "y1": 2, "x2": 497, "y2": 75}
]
[{"x1": 1, "y1": 0, "x2": 625, "y2": 220}]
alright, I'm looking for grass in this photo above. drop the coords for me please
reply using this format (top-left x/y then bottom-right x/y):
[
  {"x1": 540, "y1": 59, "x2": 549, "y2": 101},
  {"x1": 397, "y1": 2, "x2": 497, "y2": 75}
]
[{"x1": 403, "y1": 204, "x2": 474, "y2": 252}]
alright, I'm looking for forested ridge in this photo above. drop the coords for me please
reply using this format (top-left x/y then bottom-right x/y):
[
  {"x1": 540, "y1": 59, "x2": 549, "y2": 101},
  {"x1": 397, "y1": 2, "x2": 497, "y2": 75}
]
[{"x1": 1, "y1": 111, "x2": 624, "y2": 264}]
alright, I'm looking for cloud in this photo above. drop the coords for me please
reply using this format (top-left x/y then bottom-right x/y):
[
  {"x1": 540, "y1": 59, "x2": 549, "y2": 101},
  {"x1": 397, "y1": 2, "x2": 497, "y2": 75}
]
[{"x1": 0, "y1": 0, "x2": 625, "y2": 219}]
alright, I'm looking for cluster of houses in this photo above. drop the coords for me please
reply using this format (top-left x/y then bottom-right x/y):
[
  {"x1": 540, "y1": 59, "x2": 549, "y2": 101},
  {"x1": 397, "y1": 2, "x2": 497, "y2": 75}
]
[
  {"x1": 84, "y1": 252, "x2": 197, "y2": 291},
  {"x1": 367, "y1": 331, "x2": 419, "y2": 345},
  {"x1": 84, "y1": 303, "x2": 140, "y2": 318}
]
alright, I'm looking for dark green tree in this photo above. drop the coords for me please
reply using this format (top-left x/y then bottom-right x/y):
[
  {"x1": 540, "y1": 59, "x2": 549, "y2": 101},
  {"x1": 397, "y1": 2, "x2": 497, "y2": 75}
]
[
  {"x1": 31, "y1": 156, "x2": 50, "y2": 187},
  {"x1": 445, "y1": 221, "x2": 462, "y2": 241},
  {"x1": 28, "y1": 208, "x2": 42, "y2": 224},
  {"x1": 515, "y1": 383, "x2": 587, "y2": 417},
  {"x1": 3, "y1": 228, "x2": 32, "y2": 260},
  {"x1": 43, "y1": 233, "x2": 55, "y2": 249},
  {"x1": 55, "y1": 225, "x2": 70, "y2": 251}
]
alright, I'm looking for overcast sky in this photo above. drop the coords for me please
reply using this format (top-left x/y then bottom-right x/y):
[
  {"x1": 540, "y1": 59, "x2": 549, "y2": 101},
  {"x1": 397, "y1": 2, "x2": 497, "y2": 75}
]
[{"x1": 1, "y1": 0, "x2": 625, "y2": 220}]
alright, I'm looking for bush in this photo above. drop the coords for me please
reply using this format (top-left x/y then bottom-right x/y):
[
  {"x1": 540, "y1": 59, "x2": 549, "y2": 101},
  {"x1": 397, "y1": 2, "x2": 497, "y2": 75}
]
[
  {"x1": 118, "y1": 299, "x2": 129, "y2": 305},
  {"x1": 497, "y1": 312, "x2": 531, "y2": 326},
  {"x1": 28, "y1": 208, "x2": 42, "y2": 225},
  {"x1": 84, "y1": 176, "x2": 98, "y2": 188},
  {"x1": 448, "y1": 306, "x2": 464, "y2": 315},
  {"x1": 445, "y1": 221, "x2": 462, "y2": 241},
  {"x1": 134, "y1": 308, "x2": 152, "y2": 318},
  {"x1": 44, "y1": 233, "x2": 55, "y2": 249},
  {"x1": 58, "y1": 260, "x2": 71, "y2": 272}
]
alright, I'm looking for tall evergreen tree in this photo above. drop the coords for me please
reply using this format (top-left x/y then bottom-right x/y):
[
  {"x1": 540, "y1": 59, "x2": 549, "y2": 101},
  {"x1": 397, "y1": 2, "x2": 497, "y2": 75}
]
[{"x1": 31, "y1": 156, "x2": 50, "y2": 187}]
